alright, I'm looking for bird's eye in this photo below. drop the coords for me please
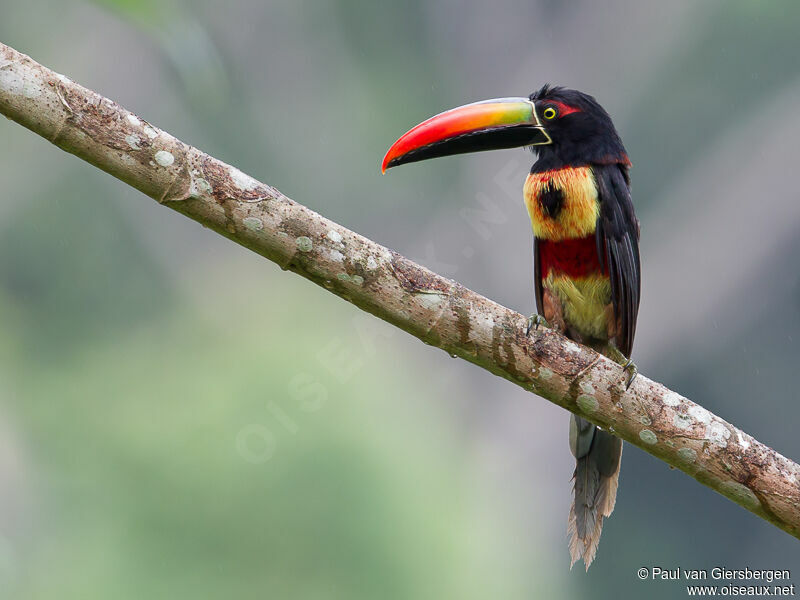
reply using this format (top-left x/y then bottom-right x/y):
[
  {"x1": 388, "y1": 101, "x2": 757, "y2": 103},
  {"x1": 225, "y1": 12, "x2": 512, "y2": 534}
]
[{"x1": 542, "y1": 106, "x2": 558, "y2": 120}]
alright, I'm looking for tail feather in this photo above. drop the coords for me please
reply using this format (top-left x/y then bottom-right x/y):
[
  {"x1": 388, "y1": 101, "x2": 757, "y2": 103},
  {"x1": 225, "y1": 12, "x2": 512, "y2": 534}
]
[
  {"x1": 597, "y1": 457, "x2": 620, "y2": 518},
  {"x1": 568, "y1": 417, "x2": 622, "y2": 570},
  {"x1": 572, "y1": 454, "x2": 600, "y2": 541}
]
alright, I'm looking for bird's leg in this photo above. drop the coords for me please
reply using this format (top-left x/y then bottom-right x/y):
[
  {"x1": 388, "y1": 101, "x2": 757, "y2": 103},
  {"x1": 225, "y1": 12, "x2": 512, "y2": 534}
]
[
  {"x1": 526, "y1": 313, "x2": 547, "y2": 336},
  {"x1": 526, "y1": 288, "x2": 565, "y2": 337},
  {"x1": 622, "y1": 358, "x2": 638, "y2": 390},
  {"x1": 607, "y1": 344, "x2": 638, "y2": 390}
]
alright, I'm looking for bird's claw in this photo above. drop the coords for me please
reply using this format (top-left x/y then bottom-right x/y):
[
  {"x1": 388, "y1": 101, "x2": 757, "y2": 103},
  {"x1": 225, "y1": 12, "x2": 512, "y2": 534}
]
[
  {"x1": 622, "y1": 358, "x2": 638, "y2": 390},
  {"x1": 525, "y1": 314, "x2": 547, "y2": 336}
]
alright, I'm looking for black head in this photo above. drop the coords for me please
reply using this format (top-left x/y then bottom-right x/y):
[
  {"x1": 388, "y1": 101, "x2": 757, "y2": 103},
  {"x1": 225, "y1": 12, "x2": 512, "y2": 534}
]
[{"x1": 529, "y1": 85, "x2": 629, "y2": 171}]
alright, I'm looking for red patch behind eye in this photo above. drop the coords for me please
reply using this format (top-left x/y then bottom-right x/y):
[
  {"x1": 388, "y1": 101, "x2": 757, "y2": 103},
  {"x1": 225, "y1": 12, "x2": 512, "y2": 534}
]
[{"x1": 550, "y1": 101, "x2": 580, "y2": 117}]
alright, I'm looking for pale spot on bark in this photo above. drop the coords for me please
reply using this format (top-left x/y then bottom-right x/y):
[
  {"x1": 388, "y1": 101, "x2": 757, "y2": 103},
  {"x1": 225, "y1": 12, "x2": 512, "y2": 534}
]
[
  {"x1": 154, "y1": 150, "x2": 174, "y2": 167},
  {"x1": 243, "y1": 217, "x2": 263, "y2": 231},
  {"x1": 639, "y1": 429, "x2": 657, "y2": 445},
  {"x1": 689, "y1": 405, "x2": 711, "y2": 425},
  {"x1": 295, "y1": 236, "x2": 313, "y2": 252}
]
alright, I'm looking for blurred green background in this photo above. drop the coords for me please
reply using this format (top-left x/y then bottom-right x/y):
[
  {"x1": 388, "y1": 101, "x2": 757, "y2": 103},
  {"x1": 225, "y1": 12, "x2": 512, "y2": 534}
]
[{"x1": 1, "y1": 1, "x2": 799, "y2": 598}]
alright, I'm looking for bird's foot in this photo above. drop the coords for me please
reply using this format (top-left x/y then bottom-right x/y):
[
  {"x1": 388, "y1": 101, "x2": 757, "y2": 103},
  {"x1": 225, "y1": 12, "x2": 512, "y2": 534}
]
[
  {"x1": 606, "y1": 345, "x2": 638, "y2": 390},
  {"x1": 525, "y1": 313, "x2": 548, "y2": 336},
  {"x1": 622, "y1": 358, "x2": 638, "y2": 390}
]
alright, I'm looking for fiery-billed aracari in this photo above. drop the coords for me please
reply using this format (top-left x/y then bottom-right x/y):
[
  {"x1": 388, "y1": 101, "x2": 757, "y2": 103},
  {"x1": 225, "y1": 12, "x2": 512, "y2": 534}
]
[{"x1": 381, "y1": 86, "x2": 641, "y2": 569}]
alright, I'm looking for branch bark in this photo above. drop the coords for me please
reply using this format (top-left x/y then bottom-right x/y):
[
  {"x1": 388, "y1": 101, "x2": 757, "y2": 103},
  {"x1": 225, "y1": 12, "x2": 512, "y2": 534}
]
[{"x1": 2, "y1": 41, "x2": 799, "y2": 538}]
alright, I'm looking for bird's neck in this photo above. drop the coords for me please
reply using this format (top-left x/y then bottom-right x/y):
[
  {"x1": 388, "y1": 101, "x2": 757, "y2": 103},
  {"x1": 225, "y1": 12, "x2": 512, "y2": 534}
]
[
  {"x1": 532, "y1": 142, "x2": 630, "y2": 173},
  {"x1": 531, "y1": 153, "x2": 582, "y2": 173}
]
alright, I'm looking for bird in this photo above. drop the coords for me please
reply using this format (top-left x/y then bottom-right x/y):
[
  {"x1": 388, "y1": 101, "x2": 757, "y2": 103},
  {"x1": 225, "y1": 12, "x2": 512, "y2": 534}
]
[{"x1": 381, "y1": 85, "x2": 641, "y2": 569}]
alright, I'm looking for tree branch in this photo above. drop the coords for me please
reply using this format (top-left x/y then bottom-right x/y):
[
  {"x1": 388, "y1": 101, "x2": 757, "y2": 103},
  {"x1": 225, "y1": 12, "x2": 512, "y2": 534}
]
[{"x1": 2, "y1": 41, "x2": 798, "y2": 538}]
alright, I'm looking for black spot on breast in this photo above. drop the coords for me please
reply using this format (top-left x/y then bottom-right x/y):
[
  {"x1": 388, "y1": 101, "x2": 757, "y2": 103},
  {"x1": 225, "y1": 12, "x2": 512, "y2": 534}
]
[{"x1": 539, "y1": 182, "x2": 564, "y2": 218}]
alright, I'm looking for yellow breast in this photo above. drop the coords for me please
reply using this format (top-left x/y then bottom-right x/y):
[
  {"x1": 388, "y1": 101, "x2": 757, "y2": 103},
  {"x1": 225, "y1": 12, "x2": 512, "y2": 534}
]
[
  {"x1": 523, "y1": 166, "x2": 600, "y2": 241},
  {"x1": 544, "y1": 272, "x2": 612, "y2": 340}
]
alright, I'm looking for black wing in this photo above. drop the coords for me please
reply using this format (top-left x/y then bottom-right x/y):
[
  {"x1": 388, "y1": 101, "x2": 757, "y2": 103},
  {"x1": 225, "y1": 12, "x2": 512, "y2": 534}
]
[
  {"x1": 593, "y1": 164, "x2": 641, "y2": 358},
  {"x1": 534, "y1": 237, "x2": 544, "y2": 317}
]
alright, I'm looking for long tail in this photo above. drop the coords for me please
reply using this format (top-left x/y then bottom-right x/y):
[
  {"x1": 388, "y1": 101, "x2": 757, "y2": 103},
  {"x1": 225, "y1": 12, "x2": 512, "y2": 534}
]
[{"x1": 567, "y1": 415, "x2": 622, "y2": 570}]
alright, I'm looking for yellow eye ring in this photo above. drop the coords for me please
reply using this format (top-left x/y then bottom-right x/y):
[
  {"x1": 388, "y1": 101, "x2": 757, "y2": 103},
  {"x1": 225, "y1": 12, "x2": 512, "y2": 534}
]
[{"x1": 542, "y1": 106, "x2": 557, "y2": 120}]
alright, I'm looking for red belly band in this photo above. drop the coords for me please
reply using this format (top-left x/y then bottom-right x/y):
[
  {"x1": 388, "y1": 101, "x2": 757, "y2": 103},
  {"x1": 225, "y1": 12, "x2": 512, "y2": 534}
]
[{"x1": 539, "y1": 234, "x2": 608, "y2": 278}]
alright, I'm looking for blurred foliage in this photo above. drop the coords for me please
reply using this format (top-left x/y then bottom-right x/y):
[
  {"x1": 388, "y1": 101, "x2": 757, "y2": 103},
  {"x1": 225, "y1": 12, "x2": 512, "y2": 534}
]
[
  {"x1": 0, "y1": 181, "x2": 170, "y2": 360},
  {"x1": 627, "y1": 0, "x2": 800, "y2": 209},
  {"x1": 9, "y1": 294, "x2": 494, "y2": 599},
  {"x1": 89, "y1": 0, "x2": 178, "y2": 27}
]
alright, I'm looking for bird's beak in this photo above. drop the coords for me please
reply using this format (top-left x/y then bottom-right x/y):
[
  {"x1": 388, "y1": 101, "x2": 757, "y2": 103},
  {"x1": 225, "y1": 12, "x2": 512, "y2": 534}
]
[{"x1": 381, "y1": 97, "x2": 551, "y2": 172}]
